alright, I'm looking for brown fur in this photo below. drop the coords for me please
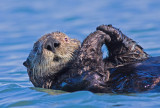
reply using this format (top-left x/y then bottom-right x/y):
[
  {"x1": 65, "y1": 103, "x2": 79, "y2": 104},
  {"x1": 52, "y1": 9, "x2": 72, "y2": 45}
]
[
  {"x1": 97, "y1": 25, "x2": 149, "y2": 68},
  {"x1": 24, "y1": 32, "x2": 80, "y2": 88},
  {"x1": 24, "y1": 25, "x2": 160, "y2": 93}
]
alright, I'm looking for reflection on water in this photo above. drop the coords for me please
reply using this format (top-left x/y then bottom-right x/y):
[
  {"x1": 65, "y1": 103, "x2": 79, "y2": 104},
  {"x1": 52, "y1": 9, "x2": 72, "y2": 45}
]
[
  {"x1": 0, "y1": 0, "x2": 160, "y2": 107},
  {"x1": 31, "y1": 87, "x2": 67, "y2": 95}
]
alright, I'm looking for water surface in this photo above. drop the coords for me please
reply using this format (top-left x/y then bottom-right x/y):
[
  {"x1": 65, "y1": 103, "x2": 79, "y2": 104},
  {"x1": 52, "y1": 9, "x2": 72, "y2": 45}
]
[{"x1": 0, "y1": 0, "x2": 160, "y2": 107}]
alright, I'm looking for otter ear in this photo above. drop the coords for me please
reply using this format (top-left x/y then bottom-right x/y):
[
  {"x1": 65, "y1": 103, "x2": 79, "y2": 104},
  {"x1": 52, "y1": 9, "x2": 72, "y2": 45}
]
[{"x1": 70, "y1": 39, "x2": 81, "y2": 46}]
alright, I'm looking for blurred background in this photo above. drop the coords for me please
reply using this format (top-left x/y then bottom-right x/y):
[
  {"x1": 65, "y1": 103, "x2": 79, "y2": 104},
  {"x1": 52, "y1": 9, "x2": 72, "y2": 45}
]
[{"x1": 0, "y1": 0, "x2": 160, "y2": 107}]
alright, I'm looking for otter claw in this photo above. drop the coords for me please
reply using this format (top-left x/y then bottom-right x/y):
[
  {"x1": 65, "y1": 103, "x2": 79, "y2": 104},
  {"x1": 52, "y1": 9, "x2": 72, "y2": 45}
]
[{"x1": 96, "y1": 24, "x2": 123, "y2": 42}]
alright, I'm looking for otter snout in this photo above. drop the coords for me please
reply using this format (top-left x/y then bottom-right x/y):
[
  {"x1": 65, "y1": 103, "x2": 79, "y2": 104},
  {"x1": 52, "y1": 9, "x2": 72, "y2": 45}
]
[{"x1": 44, "y1": 37, "x2": 60, "y2": 53}]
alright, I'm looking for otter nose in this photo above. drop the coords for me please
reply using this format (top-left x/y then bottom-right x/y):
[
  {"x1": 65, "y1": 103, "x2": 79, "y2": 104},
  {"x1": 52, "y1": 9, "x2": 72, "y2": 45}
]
[{"x1": 45, "y1": 37, "x2": 60, "y2": 53}]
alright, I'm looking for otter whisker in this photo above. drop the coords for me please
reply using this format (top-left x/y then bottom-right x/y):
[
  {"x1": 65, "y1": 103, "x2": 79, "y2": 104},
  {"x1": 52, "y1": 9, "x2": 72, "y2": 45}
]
[{"x1": 24, "y1": 31, "x2": 80, "y2": 89}]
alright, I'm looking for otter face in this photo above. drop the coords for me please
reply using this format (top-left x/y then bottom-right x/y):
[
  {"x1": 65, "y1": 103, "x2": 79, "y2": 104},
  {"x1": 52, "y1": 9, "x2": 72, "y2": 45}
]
[{"x1": 23, "y1": 32, "x2": 80, "y2": 87}]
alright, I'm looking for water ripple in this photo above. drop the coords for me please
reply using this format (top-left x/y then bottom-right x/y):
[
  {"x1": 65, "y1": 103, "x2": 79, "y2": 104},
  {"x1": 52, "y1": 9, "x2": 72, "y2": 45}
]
[{"x1": 0, "y1": 0, "x2": 160, "y2": 107}]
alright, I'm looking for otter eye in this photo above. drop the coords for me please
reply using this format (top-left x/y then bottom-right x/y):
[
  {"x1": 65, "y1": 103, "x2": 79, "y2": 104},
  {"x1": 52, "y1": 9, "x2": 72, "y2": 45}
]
[{"x1": 65, "y1": 38, "x2": 68, "y2": 42}]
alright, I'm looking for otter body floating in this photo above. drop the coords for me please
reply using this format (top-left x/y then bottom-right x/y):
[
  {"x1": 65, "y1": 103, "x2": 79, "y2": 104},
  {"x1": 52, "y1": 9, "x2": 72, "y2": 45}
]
[{"x1": 24, "y1": 25, "x2": 160, "y2": 93}]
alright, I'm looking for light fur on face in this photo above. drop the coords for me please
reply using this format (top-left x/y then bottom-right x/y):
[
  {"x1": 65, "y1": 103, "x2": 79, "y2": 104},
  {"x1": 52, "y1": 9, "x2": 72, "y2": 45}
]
[{"x1": 25, "y1": 32, "x2": 80, "y2": 86}]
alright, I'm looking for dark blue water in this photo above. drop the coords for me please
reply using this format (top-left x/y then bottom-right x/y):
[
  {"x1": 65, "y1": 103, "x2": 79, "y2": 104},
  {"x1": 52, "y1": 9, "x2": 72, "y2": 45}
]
[{"x1": 1, "y1": 0, "x2": 160, "y2": 107}]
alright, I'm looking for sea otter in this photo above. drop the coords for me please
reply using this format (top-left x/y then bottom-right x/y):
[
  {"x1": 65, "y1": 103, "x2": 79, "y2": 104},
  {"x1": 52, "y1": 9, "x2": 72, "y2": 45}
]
[{"x1": 23, "y1": 25, "x2": 160, "y2": 93}]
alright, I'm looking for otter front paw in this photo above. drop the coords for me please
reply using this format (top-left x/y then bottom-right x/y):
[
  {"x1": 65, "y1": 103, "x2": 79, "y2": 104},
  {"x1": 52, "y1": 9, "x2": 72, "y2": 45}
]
[
  {"x1": 97, "y1": 24, "x2": 124, "y2": 43},
  {"x1": 97, "y1": 24, "x2": 149, "y2": 67}
]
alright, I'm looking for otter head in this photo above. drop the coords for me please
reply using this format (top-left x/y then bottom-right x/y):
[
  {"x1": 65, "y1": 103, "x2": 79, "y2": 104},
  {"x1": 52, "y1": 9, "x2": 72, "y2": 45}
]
[{"x1": 23, "y1": 32, "x2": 80, "y2": 88}]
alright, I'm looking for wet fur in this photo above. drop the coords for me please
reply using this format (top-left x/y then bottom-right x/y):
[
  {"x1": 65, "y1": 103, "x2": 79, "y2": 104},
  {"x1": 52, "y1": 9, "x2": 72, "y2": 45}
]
[
  {"x1": 24, "y1": 25, "x2": 160, "y2": 93},
  {"x1": 97, "y1": 25, "x2": 149, "y2": 68}
]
